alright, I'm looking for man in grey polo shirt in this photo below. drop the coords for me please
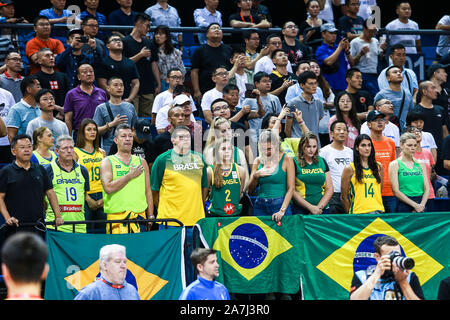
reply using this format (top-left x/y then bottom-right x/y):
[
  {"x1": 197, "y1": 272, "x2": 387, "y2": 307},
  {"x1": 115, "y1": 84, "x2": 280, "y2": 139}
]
[
  {"x1": 0, "y1": 52, "x2": 23, "y2": 103},
  {"x1": 285, "y1": 71, "x2": 324, "y2": 144}
]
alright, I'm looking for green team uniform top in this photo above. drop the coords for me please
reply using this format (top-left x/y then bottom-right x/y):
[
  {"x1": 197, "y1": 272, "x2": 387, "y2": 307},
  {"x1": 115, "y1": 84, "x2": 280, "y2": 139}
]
[
  {"x1": 103, "y1": 155, "x2": 148, "y2": 214},
  {"x1": 294, "y1": 156, "x2": 329, "y2": 206},
  {"x1": 396, "y1": 159, "x2": 424, "y2": 197},
  {"x1": 45, "y1": 160, "x2": 90, "y2": 233},
  {"x1": 151, "y1": 149, "x2": 208, "y2": 226},
  {"x1": 208, "y1": 163, "x2": 242, "y2": 217},
  {"x1": 257, "y1": 153, "x2": 288, "y2": 199}
]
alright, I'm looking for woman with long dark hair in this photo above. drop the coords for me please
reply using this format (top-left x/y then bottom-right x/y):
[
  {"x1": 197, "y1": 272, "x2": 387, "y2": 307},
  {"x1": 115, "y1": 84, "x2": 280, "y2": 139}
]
[
  {"x1": 341, "y1": 134, "x2": 384, "y2": 214},
  {"x1": 73, "y1": 118, "x2": 106, "y2": 233},
  {"x1": 152, "y1": 25, "x2": 186, "y2": 91},
  {"x1": 328, "y1": 91, "x2": 360, "y2": 148}
]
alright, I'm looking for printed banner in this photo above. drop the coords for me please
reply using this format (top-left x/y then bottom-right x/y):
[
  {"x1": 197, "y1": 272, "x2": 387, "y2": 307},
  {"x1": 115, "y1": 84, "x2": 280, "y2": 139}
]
[
  {"x1": 196, "y1": 213, "x2": 450, "y2": 300},
  {"x1": 196, "y1": 216, "x2": 304, "y2": 294},
  {"x1": 45, "y1": 228, "x2": 185, "y2": 300}
]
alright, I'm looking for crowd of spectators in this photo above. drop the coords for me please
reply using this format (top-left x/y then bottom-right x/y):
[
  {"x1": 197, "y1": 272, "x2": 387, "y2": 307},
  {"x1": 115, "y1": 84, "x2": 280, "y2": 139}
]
[{"x1": 0, "y1": 0, "x2": 449, "y2": 299}]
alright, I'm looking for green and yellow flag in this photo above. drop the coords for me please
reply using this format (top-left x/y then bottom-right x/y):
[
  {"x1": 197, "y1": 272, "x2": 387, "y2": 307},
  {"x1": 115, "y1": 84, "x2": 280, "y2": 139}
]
[
  {"x1": 196, "y1": 216, "x2": 303, "y2": 294},
  {"x1": 45, "y1": 228, "x2": 185, "y2": 300},
  {"x1": 196, "y1": 213, "x2": 450, "y2": 299},
  {"x1": 301, "y1": 212, "x2": 450, "y2": 300}
]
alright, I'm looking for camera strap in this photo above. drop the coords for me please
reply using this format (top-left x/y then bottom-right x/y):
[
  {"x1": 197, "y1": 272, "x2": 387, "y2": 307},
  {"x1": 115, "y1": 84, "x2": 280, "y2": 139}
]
[
  {"x1": 393, "y1": 281, "x2": 404, "y2": 300},
  {"x1": 105, "y1": 102, "x2": 116, "y2": 138}
]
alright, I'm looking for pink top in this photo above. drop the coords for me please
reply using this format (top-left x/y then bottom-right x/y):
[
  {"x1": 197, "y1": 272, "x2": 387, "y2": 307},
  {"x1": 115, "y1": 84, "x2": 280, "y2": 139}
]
[{"x1": 413, "y1": 149, "x2": 435, "y2": 199}]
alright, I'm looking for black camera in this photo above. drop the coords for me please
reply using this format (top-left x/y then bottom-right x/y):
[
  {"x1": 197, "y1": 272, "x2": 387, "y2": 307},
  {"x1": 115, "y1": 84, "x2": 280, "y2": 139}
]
[
  {"x1": 389, "y1": 251, "x2": 415, "y2": 270},
  {"x1": 80, "y1": 36, "x2": 89, "y2": 43},
  {"x1": 244, "y1": 83, "x2": 257, "y2": 99}
]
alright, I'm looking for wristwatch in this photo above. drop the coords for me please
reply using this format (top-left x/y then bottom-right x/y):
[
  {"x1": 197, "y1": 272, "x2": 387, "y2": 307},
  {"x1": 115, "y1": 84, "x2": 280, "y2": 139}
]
[{"x1": 280, "y1": 207, "x2": 286, "y2": 212}]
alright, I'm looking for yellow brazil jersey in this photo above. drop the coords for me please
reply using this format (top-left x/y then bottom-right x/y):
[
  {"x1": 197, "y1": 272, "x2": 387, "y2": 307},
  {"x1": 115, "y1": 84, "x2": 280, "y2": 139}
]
[
  {"x1": 150, "y1": 150, "x2": 208, "y2": 227},
  {"x1": 349, "y1": 162, "x2": 384, "y2": 214},
  {"x1": 74, "y1": 147, "x2": 104, "y2": 194}
]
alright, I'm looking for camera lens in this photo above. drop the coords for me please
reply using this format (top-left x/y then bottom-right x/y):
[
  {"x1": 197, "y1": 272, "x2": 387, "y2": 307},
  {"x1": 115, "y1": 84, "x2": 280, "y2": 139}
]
[{"x1": 390, "y1": 251, "x2": 415, "y2": 270}]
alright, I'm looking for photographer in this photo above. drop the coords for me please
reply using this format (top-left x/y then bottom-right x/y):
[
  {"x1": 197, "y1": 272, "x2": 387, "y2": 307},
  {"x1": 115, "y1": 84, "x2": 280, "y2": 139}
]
[{"x1": 349, "y1": 235, "x2": 424, "y2": 300}]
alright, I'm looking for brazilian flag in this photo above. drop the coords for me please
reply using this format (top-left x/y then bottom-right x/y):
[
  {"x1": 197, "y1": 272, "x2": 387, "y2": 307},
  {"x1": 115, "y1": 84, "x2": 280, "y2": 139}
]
[
  {"x1": 44, "y1": 228, "x2": 185, "y2": 300},
  {"x1": 301, "y1": 212, "x2": 450, "y2": 300},
  {"x1": 196, "y1": 216, "x2": 303, "y2": 294}
]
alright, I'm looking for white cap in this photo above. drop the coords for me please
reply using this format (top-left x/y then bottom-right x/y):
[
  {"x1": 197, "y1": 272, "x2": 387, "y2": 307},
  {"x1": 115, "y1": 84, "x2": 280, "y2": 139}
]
[{"x1": 173, "y1": 94, "x2": 190, "y2": 106}]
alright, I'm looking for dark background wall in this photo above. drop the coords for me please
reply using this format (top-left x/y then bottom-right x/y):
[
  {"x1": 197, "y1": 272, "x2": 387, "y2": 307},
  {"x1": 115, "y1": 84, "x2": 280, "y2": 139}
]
[{"x1": 13, "y1": 0, "x2": 444, "y2": 30}]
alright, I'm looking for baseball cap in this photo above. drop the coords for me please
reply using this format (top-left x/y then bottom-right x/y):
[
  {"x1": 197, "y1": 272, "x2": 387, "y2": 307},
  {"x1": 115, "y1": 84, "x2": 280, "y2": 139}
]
[
  {"x1": 366, "y1": 110, "x2": 385, "y2": 122},
  {"x1": 320, "y1": 23, "x2": 338, "y2": 33},
  {"x1": 68, "y1": 29, "x2": 83, "y2": 37},
  {"x1": 427, "y1": 63, "x2": 449, "y2": 79},
  {"x1": 173, "y1": 94, "x2": 190, "y2": 106},
  {"x1": 135, "y1": 118, "x2": 152, "y2": 139},
  {"x1": 0, "y1": 0, "x2": 14, "y2": 6}
]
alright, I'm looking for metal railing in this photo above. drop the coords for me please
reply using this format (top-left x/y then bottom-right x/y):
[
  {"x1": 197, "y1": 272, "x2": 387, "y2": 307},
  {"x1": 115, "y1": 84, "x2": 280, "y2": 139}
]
[
  {"x1": 0, "y1": 23, "x2": 283, "y2": 34},
  {"x1": 0, "y1": 218, "x2": 183, "y2": 234},
  {"x1": 302, "y1": 26, "x2": 450, "y2": 46}
]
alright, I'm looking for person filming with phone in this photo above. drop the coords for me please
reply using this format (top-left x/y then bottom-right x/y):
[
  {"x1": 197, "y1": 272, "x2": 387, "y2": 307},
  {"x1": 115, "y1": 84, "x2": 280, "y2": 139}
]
[
  {"x1": 56, "y1": 29, "x2": 100, "y2": 88},
  {"x1": 349, "y1": 235, "x2": 424, "y2": 300}
]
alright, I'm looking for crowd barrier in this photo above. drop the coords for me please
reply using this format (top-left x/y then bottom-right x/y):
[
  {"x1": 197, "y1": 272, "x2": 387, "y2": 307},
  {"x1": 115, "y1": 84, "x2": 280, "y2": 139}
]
[{"x1": 1, "y1": 212, "x2": 450, "y2": 300}]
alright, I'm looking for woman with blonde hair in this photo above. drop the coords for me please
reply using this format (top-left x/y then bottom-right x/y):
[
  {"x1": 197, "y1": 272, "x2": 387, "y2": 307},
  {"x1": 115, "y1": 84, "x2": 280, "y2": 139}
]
[
  {"x1": 247, "y1": 129, "x2": 295, "y2": 222},
  {"x1": 206, "y1": 137, "x2": 247, "y2": 217},
  {"x1": 389, "y1": 132, "x2": 429, "y2": 213},
  {"x1": 204, "y1": 116, "x2": 248, "y2": 169},
  {"x1": 30, "y1": 126, "x2": 57, "y2": 165}
]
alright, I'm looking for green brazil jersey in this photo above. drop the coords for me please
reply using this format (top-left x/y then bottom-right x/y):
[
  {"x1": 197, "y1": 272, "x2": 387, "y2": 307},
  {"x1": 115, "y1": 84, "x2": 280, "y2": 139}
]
[{"x1": 208, "y1": 163, "x2": 242, "y2": 217}]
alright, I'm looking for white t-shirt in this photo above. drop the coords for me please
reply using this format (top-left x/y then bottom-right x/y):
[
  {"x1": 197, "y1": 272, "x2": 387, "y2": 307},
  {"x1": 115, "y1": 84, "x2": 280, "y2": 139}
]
[
  {"x1": 234, "y1": 72, "x2": 249, "y2": 104},
  {"x1": 254, "y1": 56, "x2": 293, "y2": 75},
  {"x1": 350, "y1": 37, "x2": 380, "y2": 74},
  {"x1": 384, "y1": 19, "x2": 420, "y2": 54},
  {"x1": 153, "y1": 90, "x2": 197, "y2": 115},
  {"x1": 421, "y1": 131, "x2": 437, "y2": 151},
  {"x1": 0, "y1": 88, "x2": 15, "y2": 146},
  {"x1": 319, "y1": 144, "x2": 353, "y2": 193},
  {"x1": 317, "y1": 0, "x2": 345, "y2": 22},
  {"x1": 200, "y1": 87, "x2": 222, "y2": 111},
  {"x1": 152, "y1": 90, "x2": 173, "y2": 115},
  {"x1": 358, "y1": 0, "x2": 378, "y2": 20},
  {"x1": 155, "y1": 104, "x2": 196, "y2": 130},
  {"x1": 315, "y1": 0, "x2": 376, "y2": 22},
  {"x1": 360, "y1": 121, "x2": 400, "y2": 147},
  {"x1": 436, "y1": 15, "x2": 450, "y2": 56}
]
